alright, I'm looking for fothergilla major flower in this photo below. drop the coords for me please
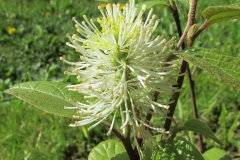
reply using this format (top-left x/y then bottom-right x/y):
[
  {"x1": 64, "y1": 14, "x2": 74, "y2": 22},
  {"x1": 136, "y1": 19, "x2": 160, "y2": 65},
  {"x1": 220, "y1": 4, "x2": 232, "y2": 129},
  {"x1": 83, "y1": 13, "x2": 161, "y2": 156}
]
[{"x1": 60, "y1": 0, "x2": 179, "y2": 154}]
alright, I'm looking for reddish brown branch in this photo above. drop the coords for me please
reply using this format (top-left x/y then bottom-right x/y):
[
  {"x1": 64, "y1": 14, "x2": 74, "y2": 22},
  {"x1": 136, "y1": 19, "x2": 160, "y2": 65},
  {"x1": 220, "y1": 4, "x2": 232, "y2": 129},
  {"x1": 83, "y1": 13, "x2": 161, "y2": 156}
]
[{"x1": 164, "y1": 0, "x2": 198, "y2": 131}]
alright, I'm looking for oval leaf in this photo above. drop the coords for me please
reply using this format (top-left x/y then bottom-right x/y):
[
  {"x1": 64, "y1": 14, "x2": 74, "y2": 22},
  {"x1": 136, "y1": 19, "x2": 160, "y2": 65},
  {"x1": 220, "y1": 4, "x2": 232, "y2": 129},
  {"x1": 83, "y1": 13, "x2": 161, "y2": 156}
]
[
  {"x1": 202, "y1": 5, "x2": 240, "y2": 25},
  {"x1": 203, "y1": 148, "x2": 232, "y2": 160},
  {"x1": 4, "y1": 81, "x2": 85, "y2": 118},
  {"x1": 88, "y1": 140, "x2": 129, "y2": 160},
  {"x1": 183, "y1": 119, "x2": 222, "y2": 145},
  {"x1": 153, "y1": 136, "x2": 204, "y2": 160},
  {"x1": 175, "y1": 47, "x2": 240, "y2": 89}
]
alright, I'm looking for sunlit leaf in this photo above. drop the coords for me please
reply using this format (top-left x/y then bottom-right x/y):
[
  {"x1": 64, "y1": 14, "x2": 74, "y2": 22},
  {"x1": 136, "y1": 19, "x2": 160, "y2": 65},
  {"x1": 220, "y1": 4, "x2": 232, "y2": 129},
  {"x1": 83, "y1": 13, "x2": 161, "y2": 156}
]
[
  {"x1": 203, "y1": 148, "x2": 232, "y2": 160},
  {"x1": 174, "y1": 47, "x2": 240, "y2": 89},
  {"x1": 88, "y1": 140, "x2": 129, "y2": 160},
  {"x1": 4, "y1": 81, "x2": 85, "y2": 118},
  {"x1": 153, "y1": 136, "x2": 204, "y2": 160},
  {"x1": 183, "y1": 119, "x2": 222, "y2": 145},
  {"x1": 202, "y1": 5, "x2": 240, "y2": 25}
]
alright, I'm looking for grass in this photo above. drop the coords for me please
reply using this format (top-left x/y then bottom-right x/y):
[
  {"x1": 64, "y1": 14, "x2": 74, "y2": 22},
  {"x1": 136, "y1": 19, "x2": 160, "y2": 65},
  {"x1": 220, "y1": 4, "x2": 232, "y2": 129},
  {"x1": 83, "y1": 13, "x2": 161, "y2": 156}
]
[
  {"x1": 1, "y1": 99, "x2": 110, "y2": 159},
  {"x1": 1, "y1": 0, "x2": 240, "y2": 159}
]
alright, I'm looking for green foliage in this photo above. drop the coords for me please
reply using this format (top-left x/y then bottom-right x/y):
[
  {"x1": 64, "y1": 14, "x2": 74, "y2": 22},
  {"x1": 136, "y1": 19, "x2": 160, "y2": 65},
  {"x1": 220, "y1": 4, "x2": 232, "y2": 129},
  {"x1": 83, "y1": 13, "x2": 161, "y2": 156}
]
[
  {"x1": 202, "y1": 4, "x2": 240, "y2": 26},
  {"x1": 136, "y1": 0, "x2": 168, "y2": 10},
  {"x1": 203, "y1": 148, "x2": 232, "y2": 160},
  {"x1": 153, "y1": 136, "x2": 204, "y2": 160},
  {"x1": 174, "y1": 0, "x2": 189, "y2": 19},
  {"x1": 215, "y1": 104, "x2": 240, "y2": 149},
  {"x1": 177, "y1": 69, "x2": 240, "y2": 154},
  {"x1": 0, "y1": 0, "x2": 97, "y2": 83},
  {"x1": 1, "y1": 0, "x2": 240, "y2": 159},
  {"x1": 4, "y1": 81, "x2": 85, "y2": 118},
  {"x1": 0, "y1": 98, "x2": 109, "y2": 159},
  {"x1": 227, "y1": 111, "x2": 240, "y2": 142},
  {"x1": 175, "y1": 47, "x2": 240, "y2": 89},
  {"x1": 181, "y1": 119, "x2": 222, "y2": 144},
  {"x1": 142, "y1": 148, "x2": 152, "y2": 160},
  {"x1": 172, "y1": 0, "x2": 203, "y2": 22},
  {"x1": 88, "y1": 140, "x2": 129, "y2": 160},
  {"x1": 135, "y1": 0, "x2": 168, "y2": 16}
]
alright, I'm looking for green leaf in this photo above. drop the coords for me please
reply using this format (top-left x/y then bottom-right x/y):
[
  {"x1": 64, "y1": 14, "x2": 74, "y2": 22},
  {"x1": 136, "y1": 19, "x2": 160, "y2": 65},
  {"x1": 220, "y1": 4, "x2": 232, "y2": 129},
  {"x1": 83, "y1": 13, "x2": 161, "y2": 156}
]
[
  {"x1": 227, "y1": 111, "x2": 240, "y2": 142},
  {"x1": 153, "y1": 136, "x2": 204, "y2": 160},
  {"x1": 4, "y1": 81, "x2": 85, "y2": 118},
  {"x1": 183, "y1": 119, "x2": 222, "y2": 145},
  {"x1": 174, "y1": 0, "x2": 189, "y2": 19},
  {"x1": 203, "y1": 148, "x2": 232, "y2": 160},
  {"x1": 173, "y1": 0, "x2": 203, "y2": 22},
  {"x1": 136, "y1": 1, "x2": 168, "y2": 12},
  {"x1": 142, "y1": 147, "x2": 152, "y2": 160},
  {"x1": 88, "y1": 140, "x2": 129, "y2": 160},
  {"x1": 202, "y1": 5, "x2": 240, "y2": 25},
  {"x1": 174, "y1": 47, "x2": 240, "y2": 89}
]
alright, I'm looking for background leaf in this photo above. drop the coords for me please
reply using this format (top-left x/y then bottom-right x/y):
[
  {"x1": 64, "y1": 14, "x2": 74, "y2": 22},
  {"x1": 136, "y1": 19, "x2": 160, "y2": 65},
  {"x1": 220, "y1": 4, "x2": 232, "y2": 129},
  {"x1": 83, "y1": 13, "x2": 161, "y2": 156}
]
[
  {"x1": 202, "y1": 5, "x2": 240, "y2": 25},
  {"x1": 182, "y1": 119, "x2": 222, "y2": 144},
  {"x1": 203, "y1": 148, "x2": 232, "y2": 160},
  {"x1": 227, "y1": 112, "x2": 240, "y2": 142},
  {"x1": 153, "y1": 136, "x2": 204, "y2": 160},
  {"x1": 174, "y1": 0, "x2": 189, "y2": 19},
  {"x1": 142, "y1": 147, "x2": 152, "y2": 160},
  {"x1": 4, "y1": 81, "x2": 85, "y2": 118},
  {"x1": 88, "y1": 140, "x2": 129, "y2": 160},
  {"x1": 136, "y1": 1, "x2": 168, "y2": 13},
  {"x1": 174, "y1": 47, "x2": 240, "y2": 89}
]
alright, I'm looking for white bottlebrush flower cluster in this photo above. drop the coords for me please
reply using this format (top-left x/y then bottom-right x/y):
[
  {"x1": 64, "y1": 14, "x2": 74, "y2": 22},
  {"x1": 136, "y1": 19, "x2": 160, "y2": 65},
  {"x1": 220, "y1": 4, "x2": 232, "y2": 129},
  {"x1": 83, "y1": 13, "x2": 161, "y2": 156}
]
[{"x1": 61, "y1": 0, "x2": 179, "y2": 151}]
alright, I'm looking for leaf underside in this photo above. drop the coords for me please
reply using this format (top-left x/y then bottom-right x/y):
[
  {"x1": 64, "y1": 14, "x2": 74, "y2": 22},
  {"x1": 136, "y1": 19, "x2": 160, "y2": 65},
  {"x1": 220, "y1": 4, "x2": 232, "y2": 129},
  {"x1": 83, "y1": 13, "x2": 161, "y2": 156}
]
[
  {"x1": 175, "y1": 47, "x2": 240, "y2": 90},
  {"x1": 4, "y1": 81, "x2": 85, "y2": 118},
  {"x1": 202, "y1": 5, "x2": 240, "y2": 25}
]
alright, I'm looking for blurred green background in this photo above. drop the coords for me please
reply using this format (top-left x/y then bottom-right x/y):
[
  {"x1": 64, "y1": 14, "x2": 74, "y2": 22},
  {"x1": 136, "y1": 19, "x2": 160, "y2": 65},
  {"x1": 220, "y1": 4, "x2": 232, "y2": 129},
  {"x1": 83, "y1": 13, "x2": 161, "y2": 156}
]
[{"x1": 0, "y1": 0, "x2": 240, "y2": 159}]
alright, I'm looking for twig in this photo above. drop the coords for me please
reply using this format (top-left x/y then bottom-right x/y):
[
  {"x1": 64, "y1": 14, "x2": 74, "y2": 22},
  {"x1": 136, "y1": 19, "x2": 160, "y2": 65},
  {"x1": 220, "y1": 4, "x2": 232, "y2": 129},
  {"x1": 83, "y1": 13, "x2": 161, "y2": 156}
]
[
  {"x1": 164, "y1": 0, "x2": 198, "y2": 131},
  {"x1": 137, "y1": 3, "x2": 186, "y2": 146},
  {"x1": 169, "y1": 1, "x2": 185, "y2": 50},
  {"x1": 163, "y1": 60, "x2": 187, "y2": 131},
  {"x1": 167, "y1": 0, "x2": 205, "y2": 152},
  {"x1": 186, "y1": 65, "x2": 205, "y2": 152},
  {"x1": 191, "y1": 66, "x2": 197, "y2": 77},
  {"x1": 104, "y1": 122, "x2": 139, "y2": 160},
  {"x1": 135, "y1": 92, "x2": 158, "y2": 151},
  {"x1": 192, "y1": 20, "x2": 209, "y2": 41},
  {"x1": 186, "y1": 67, "x2": 198, "y2": 118}
]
